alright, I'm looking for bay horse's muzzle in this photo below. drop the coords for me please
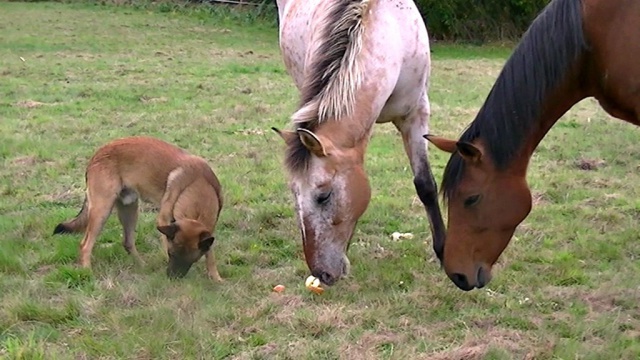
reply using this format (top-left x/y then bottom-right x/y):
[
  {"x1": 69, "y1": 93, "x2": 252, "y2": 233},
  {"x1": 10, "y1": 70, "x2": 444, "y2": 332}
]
[{"x1": 448, "y1": 265, "x2": 490, "y2": 291}]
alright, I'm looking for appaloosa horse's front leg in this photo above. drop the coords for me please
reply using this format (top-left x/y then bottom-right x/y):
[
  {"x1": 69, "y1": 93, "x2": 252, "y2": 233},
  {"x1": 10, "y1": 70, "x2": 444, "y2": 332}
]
[{"x1": 393, "y1": 94, "x2": 446, "y2": 264}]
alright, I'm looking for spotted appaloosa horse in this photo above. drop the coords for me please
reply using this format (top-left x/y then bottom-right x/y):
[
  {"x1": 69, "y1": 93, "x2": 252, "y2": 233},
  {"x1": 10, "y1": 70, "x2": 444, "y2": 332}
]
[
  {"x1": 272, "y1": 0, "x2": 446, "y2": 286},
  {"x1": 426, "y1": 0, "x2": 640, "y2": 291}
]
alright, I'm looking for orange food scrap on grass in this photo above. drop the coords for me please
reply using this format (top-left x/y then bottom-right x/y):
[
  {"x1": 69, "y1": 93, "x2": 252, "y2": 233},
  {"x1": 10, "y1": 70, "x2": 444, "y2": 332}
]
[{"x1": 273, "y1": 284, "x2": 285, "y2": 293}]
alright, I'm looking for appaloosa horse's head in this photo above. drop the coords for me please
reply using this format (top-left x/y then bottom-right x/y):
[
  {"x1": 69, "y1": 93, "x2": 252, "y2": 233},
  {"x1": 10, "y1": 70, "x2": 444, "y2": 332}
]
[
  {"x1": 273, "y1": 126, "x2": 371, "y2": 286},
  {"x1": 274, "y1": 0, "x2": 376, "y2": 286}
]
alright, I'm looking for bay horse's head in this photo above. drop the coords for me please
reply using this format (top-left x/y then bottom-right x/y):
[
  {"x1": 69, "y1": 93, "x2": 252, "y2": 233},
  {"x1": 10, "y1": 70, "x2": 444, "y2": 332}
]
[
  {"x1": 426, "y1": 135, "x2": 532, "y2": 291},
  {"x1": 273, "y1": 126, "x2": 371, "y2": 286}
]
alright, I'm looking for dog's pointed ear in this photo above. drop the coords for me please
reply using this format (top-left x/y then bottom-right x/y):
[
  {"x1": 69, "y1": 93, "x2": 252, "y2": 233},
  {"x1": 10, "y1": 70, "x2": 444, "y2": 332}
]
[
  {"x1": 198, "y1": 231, "x2": 215, "y2": 252},
  {"x1": 424, "y1": 134, "x2": 458, "y2": 154},
  {"x1": 157, "y1": 222, "x2": 179, "y2": 241},
  {"x1": 272, "y1": 127, "x2": 296, "y2": 143}
]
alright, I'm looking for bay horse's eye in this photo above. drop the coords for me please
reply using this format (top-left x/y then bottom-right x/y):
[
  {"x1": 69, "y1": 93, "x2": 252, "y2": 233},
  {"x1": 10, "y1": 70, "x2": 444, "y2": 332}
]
[
  {"x1": 463, "y1": 194, "x2": 481, "y2": 208},
  {"x1": 316, "y1": 191, "x2": 332, "y2": 205}
]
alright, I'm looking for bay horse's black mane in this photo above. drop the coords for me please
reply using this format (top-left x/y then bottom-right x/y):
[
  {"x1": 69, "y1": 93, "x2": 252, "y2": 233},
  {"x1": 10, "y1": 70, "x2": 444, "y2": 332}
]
[{"x1": 441, "y1": 0, "x2": 588, "y2": 201}]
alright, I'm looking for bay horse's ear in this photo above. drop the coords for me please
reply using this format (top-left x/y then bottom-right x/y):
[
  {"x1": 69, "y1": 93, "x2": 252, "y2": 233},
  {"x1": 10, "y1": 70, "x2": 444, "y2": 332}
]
[
  {"x1": 424, "y1": 134, "x2": 457, "y2": 153},
  {"x1": 297, "y1": 128, "x2": 327, "y2": 157},
  {"x1": 456, "y1": 141, "x2": 482, "y2": 163},
  {"x1": 271, "y1": 127, "x2": 296, "y2": 143}
]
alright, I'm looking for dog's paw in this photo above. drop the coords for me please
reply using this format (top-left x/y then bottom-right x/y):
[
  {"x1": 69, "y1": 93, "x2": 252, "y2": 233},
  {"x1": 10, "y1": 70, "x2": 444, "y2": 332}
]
[{"x1": 208, "y1": 273, "x2": 224, "y2": 283}]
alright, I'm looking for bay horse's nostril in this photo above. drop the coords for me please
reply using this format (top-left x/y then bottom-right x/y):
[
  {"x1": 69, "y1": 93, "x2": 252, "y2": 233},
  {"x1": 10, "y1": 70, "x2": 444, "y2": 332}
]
[
  {"x1": 449, "y1": 272, "x2": 474, "y2": 291},
  {"x1": 476, "y1": 267, "x2": 488, "y2": 288}
]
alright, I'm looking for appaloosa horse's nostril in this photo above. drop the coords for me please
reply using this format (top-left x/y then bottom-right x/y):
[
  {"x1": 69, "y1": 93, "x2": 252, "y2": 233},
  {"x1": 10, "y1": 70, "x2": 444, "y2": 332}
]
[
  {"x1": 315, "y1": 271, "x2": 336, "y2": 286},
  {"x1": 449, "y1": 272, "x2": 474, "y2": 291}
]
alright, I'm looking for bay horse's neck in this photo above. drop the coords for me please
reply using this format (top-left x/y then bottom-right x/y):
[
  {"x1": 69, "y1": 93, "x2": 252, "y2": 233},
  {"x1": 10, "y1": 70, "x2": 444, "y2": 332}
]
[
  {"x1": 458, "y1": 0, "x2": 589, "y2": 177},
  {"x1": 512, "y1": 69, "x2": 588, "y2": 175},
  {"x1": 433, "y1": 0, "x2": 589, "y2": 201}
]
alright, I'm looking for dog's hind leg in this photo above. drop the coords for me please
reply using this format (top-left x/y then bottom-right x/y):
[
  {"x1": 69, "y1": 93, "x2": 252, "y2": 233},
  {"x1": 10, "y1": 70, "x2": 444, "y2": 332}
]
[
  {"x1": 79, "y1": 187, "x2": 118, "y2": 269},
  {"x1": 116, "y1": 195, "x2": 144, "y2": 267}
]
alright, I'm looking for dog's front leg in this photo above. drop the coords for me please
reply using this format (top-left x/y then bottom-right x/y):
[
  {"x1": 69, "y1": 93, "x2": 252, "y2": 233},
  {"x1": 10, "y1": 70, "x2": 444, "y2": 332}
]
[
  {"x1": 205, "y1": 250, "x2": 223, "y2": 282},
  {"x1": 157, "y1": 166, "x2": 195, "y2": 227},
  {"x1": 160, "y1": 235, "x2": 170, "y2": 260}
]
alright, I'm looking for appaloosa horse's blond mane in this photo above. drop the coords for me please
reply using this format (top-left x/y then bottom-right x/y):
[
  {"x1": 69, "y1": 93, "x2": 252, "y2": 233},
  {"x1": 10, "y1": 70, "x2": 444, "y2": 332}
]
[{"x1": 292, "y1": 0, "x2": 371, "y2": 127}]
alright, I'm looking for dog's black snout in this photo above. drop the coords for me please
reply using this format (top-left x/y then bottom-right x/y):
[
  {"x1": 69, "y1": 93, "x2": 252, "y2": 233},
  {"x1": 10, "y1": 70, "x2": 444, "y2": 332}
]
[
  {"x1": 166, "y1": 259, "x2": 192, "y2": 279},
  {"x1": 166, "y1": 267, "x2": 187, "y2": 279}
]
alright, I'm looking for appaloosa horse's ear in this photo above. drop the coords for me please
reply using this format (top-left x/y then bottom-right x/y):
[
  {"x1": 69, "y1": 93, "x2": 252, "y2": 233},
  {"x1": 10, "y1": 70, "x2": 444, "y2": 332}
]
[
  {"x1": 424, "y1": 134, "x2": 457, "y2": 153},
  {"x1": 271, "y1": 127, "x2": 297, "y2": 143},
  {"x1": 297, "y1": 128, "x2": 327, "y2": 157}
]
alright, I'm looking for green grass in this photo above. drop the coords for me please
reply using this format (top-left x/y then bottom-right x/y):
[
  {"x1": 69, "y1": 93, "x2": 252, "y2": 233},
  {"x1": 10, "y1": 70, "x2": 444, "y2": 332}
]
[{"x1": 2, "y1": 2, "x2": 640, "y2": 359}]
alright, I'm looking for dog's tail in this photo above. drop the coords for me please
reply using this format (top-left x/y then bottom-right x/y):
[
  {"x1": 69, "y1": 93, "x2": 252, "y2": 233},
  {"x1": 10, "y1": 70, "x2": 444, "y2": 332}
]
[{"x1": 53, "y1": 195, "x2": 89, "y2": 235}]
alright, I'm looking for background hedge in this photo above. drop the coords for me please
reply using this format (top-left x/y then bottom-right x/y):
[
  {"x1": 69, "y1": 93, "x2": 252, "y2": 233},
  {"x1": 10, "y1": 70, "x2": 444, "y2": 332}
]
[
  {"x1": 17, "y1": 0, "x2": 553, "y2": 41},
  {"x1": 414, "y1": 0, "x2": 552, "y2": 41},
  {"x1": 239, "y1": 0, "x2": 553, "y2": 41}
]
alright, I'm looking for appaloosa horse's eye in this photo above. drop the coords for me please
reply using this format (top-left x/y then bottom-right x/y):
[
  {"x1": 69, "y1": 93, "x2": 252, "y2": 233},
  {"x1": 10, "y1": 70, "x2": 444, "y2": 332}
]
[
  {"x1": 463, "y1": 194, "x2": 481, "y2": 208},
  {"x1": 316, "y1": 191, "x2": 332, "y2": 205}
]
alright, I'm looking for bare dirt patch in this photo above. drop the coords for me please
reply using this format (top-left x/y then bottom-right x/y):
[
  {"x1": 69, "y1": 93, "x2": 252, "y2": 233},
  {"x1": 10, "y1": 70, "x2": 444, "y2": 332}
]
[
  {"x1": 11, "y1": 155, "x2": 38, "y2": 166},
  {"x1": 575, "y1": 157, "x2": 606, "y2": 171},
  {"x1": 426, "y1": 328, "x2": 527, "y2": 360},
  {"x1": 544, "y1": 286, "x2": 639, "y2": 314},
  {"x1": 41, "y1": 188, "x2": 83, "y2": 203},
  {"x1": 531, "y1": 190, "x2": 548, "y2": 206},
  {"x1": 119, "y1": 289, "x2": 142, "y2": 308},
  {"x1": 139, "y1": 96, "x2": 168, "y2": 104},
  {"x1": 271, "y1": 294, "x2": 305, "y2": 325},
  {"x1": 341, "y1": 330, "x2": 405, "y2": 360},
  {"x1": 15, "y1": 100, "x2": 57, "y2": 108},
  {"x1": 428, "y1": 345, "x2": 486, "y2": 360}
]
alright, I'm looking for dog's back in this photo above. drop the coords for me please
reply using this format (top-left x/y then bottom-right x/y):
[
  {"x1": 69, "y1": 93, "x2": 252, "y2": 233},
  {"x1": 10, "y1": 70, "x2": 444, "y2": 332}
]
[
  {"x1": 54, "y1": 136, "x2": 221, "y2": 233},
  {"x1": 91, "y1": 137, "x2": 189, "y2": 204}
]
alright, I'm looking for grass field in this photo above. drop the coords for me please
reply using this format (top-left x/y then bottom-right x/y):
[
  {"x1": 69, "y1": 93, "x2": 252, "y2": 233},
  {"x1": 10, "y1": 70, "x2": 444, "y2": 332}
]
[{"x1": 2, "y1": 2, "x2": 640, "y2": 359}]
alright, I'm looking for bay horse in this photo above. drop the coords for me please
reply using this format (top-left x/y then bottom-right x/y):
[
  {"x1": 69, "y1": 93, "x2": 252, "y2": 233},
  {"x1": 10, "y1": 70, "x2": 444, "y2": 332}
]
[
  {"x1": 426, "y1": 0, "x2": 640, "y2": 291},
  {"x1": 272, "y1": 0, "x2": 446, "y2": 286}
]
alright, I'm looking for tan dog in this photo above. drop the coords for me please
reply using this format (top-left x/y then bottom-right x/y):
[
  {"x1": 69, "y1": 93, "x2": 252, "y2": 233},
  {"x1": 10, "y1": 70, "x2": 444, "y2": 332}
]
[{"x1": 53, "y1": 136, "x2": 223, "y2": 281}]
